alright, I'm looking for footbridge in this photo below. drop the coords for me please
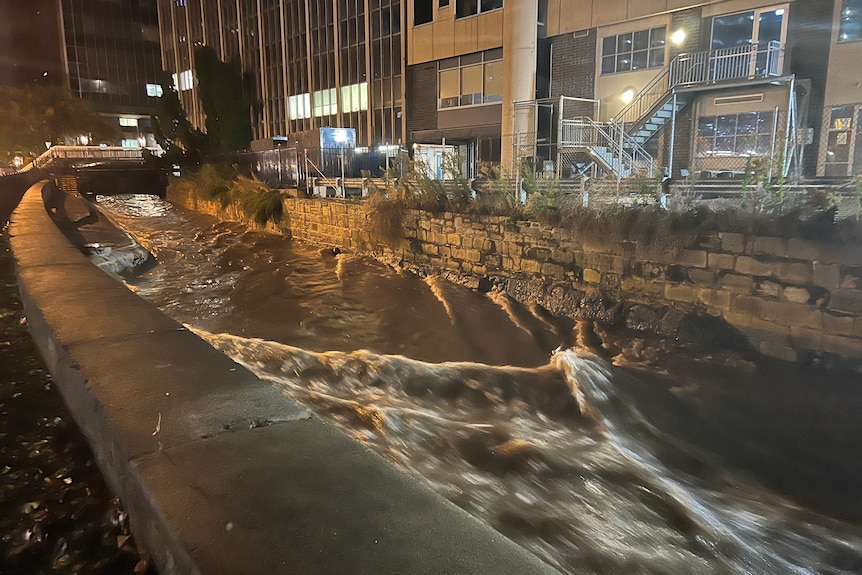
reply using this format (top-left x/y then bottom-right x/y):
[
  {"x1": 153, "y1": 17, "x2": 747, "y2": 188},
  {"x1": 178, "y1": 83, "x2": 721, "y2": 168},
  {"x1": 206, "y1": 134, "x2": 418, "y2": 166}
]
[{"x1": 21, "y1": 146, "x2": 167, "y2": 200}]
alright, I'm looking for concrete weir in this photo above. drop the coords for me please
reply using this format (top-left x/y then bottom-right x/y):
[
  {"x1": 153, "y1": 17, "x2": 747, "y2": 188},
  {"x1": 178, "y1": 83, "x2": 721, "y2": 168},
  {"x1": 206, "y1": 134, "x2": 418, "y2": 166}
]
[{"x1": 9, "y1": 181, "x2": 559, "y2": 575}]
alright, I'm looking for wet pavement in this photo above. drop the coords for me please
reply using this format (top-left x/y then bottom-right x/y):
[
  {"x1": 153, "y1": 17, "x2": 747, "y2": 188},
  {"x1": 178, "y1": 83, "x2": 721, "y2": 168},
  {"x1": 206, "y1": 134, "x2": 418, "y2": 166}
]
[{"x1": 1, "y1": 195, "x2": 154, "y2": 573}]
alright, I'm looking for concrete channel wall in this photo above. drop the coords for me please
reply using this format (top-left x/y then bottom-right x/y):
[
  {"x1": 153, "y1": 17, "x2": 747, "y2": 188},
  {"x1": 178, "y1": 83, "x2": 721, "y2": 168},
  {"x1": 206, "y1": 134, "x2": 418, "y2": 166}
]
[
  {"x1": 172, "y1": 189, "x2": 862, "y2": 369},
  {"x1": 10, "y1": 181, "x2": 559, "y2": 575}
]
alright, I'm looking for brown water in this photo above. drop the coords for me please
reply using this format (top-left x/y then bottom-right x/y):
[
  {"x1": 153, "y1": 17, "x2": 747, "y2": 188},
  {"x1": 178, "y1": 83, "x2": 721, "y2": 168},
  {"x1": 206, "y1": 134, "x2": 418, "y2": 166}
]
[{"x1": 99, "y1": 195, "x2": 862, "y2": 574}]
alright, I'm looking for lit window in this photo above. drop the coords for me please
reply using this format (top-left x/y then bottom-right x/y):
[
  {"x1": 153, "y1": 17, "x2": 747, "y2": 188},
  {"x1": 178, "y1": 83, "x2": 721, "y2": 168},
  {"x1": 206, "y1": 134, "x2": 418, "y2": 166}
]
[
  {"x1": 288, "y1": 93, "x2": 311, "y2": 120},
  {"x1": 840, "y1": 0, "x2": 862, "y2": 42},
  {"x1": 437, "y1": 49, "x2": 502, "y2": 109},
  {"x1": 146, "y1": 83, "x2": 163, "y2": 97},
  {"x1": 173, "y1": 70, "x2": 194, "y2": 91},
  {"x1": 119, "y1": 117, "x2": 139, "y2": 127},
  {"x1": 121, "y1": 139, "x2": 141, "y2": 148},
  {"x1": 696, "y1": 111, "x2": 774, "y2": 157},
  {"x1": 80, "y1": 78, "x2": 110, "y2": 94},
  {"x1": 340, "y1": 82, "x2": 369, "y2": 113},
  {"x1": 313, "y1": 88, "x2": 338, "y2": 117},
  {"x1": 601, "y1": 27, "x2": 666, "y2": 74}
]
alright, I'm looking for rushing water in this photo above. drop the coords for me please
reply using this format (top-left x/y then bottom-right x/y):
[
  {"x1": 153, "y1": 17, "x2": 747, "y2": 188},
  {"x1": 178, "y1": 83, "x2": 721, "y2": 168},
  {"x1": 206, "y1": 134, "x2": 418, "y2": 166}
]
[{"x1": 98, "y1": 195, "x2": 862, "y2": 574}]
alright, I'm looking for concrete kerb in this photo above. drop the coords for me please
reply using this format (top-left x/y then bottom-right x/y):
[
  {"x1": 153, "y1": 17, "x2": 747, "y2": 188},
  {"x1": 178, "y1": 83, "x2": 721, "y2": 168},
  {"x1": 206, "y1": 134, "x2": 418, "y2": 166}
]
[{"x1": 9, "y1": 182, "x2": 559, "y2": 575}]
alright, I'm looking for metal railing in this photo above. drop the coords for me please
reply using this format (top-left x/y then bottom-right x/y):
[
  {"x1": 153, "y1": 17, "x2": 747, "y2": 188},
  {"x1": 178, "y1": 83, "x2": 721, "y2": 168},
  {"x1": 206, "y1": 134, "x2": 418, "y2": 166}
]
[
  {"x1": 615, "y1": 41, "x2": 784, "y2": 127},
  {"x1": 670, "y1": 40, "x2": 783, "y2": 86},
  {"x1": 560, "y1": 116, "x2": 655, "y2": 176}
]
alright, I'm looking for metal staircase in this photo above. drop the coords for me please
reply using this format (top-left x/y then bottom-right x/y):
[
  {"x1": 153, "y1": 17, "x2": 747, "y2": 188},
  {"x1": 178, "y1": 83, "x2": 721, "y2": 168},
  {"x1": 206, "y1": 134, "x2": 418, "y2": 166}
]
[
  {"x1": 560, "y1": 41, "x2": 785, "y2": 179},
  {"x1": 560, "y1": 117, "x2": 654, "y2": 178}
]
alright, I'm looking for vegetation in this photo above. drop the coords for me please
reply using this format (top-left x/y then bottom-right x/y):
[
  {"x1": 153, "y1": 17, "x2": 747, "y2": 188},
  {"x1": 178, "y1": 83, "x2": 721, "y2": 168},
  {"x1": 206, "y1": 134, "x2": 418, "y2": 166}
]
[
  {"x1": 168, "y1": 163, "x2": 286, "y2": 228},
  {"x1": 171, "y1": 153, "x2": 862, "y2": 248},
  {"x1": 0, "y1": 85, "x2": 117, "y2": 164},
  {"x1": 152, "y1": 48, "x2": 251, "y2": 165},
  {"x1": 194, "y1": 46, "x2": 252, "y2": 154},
  {"x1": 150, "y1": 72, "x2": 208, "y2": 163}
]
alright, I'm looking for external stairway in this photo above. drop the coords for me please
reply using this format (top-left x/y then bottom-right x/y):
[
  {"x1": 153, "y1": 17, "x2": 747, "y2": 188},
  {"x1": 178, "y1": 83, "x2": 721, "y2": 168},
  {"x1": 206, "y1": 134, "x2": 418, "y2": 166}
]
[{"x1": 561, "y1": 40, "x2": 788, "y2": 179}]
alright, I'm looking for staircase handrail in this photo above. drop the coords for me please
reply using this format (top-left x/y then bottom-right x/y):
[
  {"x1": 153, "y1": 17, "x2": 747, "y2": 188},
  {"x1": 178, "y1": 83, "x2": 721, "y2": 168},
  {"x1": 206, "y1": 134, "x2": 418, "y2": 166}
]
[
  {"x1": 605, "y1": 120, "x2": 655, "y2": 176},
  {"x1": 615, "y1": 40, "x2": 785, "y2": 130},
  {"x1": 562, "y1": 117, "x2": 654, "y2": 176},
  {"x1": 613, "y1": 66, "x2": 671, "y2": 127}
]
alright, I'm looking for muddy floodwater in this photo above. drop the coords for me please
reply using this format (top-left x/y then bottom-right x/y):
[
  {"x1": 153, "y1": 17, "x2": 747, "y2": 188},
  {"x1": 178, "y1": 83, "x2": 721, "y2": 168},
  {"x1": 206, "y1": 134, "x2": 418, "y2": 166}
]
[{"x1": 99, "y1": 194, "x2": 862, "y2": 574}]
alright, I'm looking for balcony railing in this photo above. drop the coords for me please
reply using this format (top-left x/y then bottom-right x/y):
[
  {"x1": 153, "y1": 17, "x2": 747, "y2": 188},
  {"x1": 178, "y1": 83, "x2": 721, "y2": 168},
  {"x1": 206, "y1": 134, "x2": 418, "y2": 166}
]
[
  {"x1": 669, "y1": 40, "x2": 783, "y2": 87},
  {"x1": 615, "y1": 41, "x2": 784, "y2": 126}
]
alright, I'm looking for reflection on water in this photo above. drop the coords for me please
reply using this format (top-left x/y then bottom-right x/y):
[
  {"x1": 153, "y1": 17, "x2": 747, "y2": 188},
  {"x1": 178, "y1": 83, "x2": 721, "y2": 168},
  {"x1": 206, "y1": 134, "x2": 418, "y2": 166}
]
[{"x1": 99, "y1": 195, "x2": 862, "y2": 574}]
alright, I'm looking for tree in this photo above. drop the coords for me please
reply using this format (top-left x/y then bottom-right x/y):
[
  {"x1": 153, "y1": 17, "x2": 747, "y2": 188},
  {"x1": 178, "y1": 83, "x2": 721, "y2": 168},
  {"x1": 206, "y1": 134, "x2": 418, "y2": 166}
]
[
  {"x1": 150, "y1": 71, "x2": 208, "y2": 164},
  {"x1": 0, "y1": 85, "x2": 117, "y2": 163},
  {"x1": 194, "y1": 46, "x2": 252, "y2": 154}
]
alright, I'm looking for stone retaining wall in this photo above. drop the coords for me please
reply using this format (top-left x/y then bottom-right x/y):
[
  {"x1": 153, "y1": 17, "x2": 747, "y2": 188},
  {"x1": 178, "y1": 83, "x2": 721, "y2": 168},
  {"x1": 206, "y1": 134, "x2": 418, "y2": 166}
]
[{"x1": 170, "y1": 188, "x2": 862, "y2": 369}]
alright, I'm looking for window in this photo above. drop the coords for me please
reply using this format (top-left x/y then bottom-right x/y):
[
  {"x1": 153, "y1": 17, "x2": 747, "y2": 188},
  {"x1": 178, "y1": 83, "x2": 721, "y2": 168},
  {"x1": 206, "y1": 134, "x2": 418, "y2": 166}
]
[
  {"x1": 119, "y1": 117, "x2": 139, "y2": 127},
  {"x1": 824, "y1": 105, "x2": 859, "y2": 176},
  {"x1": 456, "y1": 0, "x2": 500, "y2": 19},
  {"x1": 437, "y1": 49, "x2": 503, "y2": 109},
  {"x1": 341, "y1": 82, "x2": 369, "y2": 113},
  {"x1": 696, "y1": 111, "x2": 774, "y2": 157},
  {"x1": 840, "y1": 0, "x2": 862, "y2": 42},
  {"x1": 288, "y1": 93, "x2": 311, "y2": 120},
  {"x1": 415, "y1": 0, "x2": 433, "y2": 24},
  {"x1": 172, "y1": 70, "x2": 193, "y2": 91},
  {"x1": 601, "y1": 27, "x2": 665, "y2": 74},
  {"x1": 146, "y1": 83, "x2": 163, "y2": 97},
  {"x1": 313, "y1": 88, "x2": 338, "y2": 117}
]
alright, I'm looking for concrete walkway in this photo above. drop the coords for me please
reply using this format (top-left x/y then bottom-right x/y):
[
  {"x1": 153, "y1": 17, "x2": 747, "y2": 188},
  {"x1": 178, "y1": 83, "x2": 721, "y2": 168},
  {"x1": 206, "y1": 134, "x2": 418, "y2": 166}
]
[{"x1": 9, "y1": 181, "x2": 559, "y2": 575}]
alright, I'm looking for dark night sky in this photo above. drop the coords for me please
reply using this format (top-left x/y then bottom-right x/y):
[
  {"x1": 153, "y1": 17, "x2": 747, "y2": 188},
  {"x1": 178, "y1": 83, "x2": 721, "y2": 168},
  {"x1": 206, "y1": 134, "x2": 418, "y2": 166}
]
[{"x1": 0, "y1": 0, "x2": 63, "y2": 87}]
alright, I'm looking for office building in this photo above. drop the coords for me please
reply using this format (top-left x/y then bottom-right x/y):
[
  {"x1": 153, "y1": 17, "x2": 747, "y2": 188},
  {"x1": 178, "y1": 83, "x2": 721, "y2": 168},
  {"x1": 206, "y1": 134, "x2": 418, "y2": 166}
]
[
  {"x1": 157, "y1": 0, "x2": 406, "y2": 150},
  {"x1": 57, "y1": 0, "x2": 163, "y2": 147},
  {"x1": 406, "y1": 0, "x2": 862, "y2": 179}
]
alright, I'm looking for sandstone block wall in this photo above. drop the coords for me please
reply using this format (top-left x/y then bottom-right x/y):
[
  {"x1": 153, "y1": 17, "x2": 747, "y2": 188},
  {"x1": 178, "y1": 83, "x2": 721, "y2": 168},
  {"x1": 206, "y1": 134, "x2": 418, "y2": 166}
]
[{"x1": 169, "y1": 189, "x2": 862, "y2": 368}]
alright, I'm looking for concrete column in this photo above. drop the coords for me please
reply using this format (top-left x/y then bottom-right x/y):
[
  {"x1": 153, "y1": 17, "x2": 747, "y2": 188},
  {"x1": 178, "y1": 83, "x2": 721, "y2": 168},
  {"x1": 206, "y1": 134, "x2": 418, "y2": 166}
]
[{"x1": 501, "y1": 0, "x2": 538, "y2": 173}]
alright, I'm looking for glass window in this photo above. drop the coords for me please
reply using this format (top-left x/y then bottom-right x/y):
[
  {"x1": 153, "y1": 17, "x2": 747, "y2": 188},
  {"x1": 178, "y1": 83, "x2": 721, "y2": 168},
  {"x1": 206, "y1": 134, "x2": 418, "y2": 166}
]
[
  {"x1": 460, "y1": 64, "x2": 482, "y2": 105},
  {"x1": 456, "y1": 0, "x2": 477, "y2": 18},
  {"x1": 457, "y1": 0, "x2": 492, "y2": 18},
  {"x1": 341, "y1": 82, "x2": 369, "y2": 113},
  {"x1": 439, "y1": 68, "x2": 459, "y2": 108},
  {"x1": 696, "y1": 111, "x2": 775, "y2": 157},
  {"x1": 289, "y1": 93, "x2": 311, "y2": 119},
  {"x1": 483, "y1": 60, "x2": 503, "y2": 102},
  {"x1": 600, "y1": 27, "x2": 665, "y2": 74},
  {"x1": 711, "y1": 12, "x2": 755, "y2": 49},
  {"x1": 437, "y1": 51, "x2": 503, "y2": 109},
  {"x1": 840, "y1": 0, "x2": 862, "y2": 42},
  {"x1": 313, "y1": 88, "x2": 338, "y2": 117},
  {"x1": 146, "y1": 83, "x2": 163, "y2": 97},
  {"x1": 119, "y1": 117, "x2": 138, "y2": 127},
  {"x1": 480, "y1": 0, "x2": 502, "y2": 12}
]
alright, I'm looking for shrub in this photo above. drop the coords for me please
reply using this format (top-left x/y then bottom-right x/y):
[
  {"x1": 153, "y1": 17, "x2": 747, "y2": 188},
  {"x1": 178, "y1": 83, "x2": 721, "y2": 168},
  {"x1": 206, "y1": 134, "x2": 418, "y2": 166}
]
[{"x1": 234, "y1": 173, "x2": 286, "y2": 227}]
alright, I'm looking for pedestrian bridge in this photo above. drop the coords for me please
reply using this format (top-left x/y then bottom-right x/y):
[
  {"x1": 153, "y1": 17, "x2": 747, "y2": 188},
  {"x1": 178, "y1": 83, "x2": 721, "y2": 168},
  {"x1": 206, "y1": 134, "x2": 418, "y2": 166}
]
[{"x1": 19, "y1": 146, "x2": 167, "y2": 200}]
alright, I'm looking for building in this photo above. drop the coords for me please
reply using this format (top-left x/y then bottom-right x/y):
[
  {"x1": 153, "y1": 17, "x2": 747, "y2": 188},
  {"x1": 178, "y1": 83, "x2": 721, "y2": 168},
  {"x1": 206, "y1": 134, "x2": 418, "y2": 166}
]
[
  {"x1": 57, "y1": 0, "x2": 163, "y2": 148},
  {"x1": 406, "y1": 0, "x2": 862, "y2": 180},
  {"x1": 153, "y1": 0, "x2": 860, "y2": 180},
  {"x1": 156, "y1": 0, "x2": 407, "y2": 151}
]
